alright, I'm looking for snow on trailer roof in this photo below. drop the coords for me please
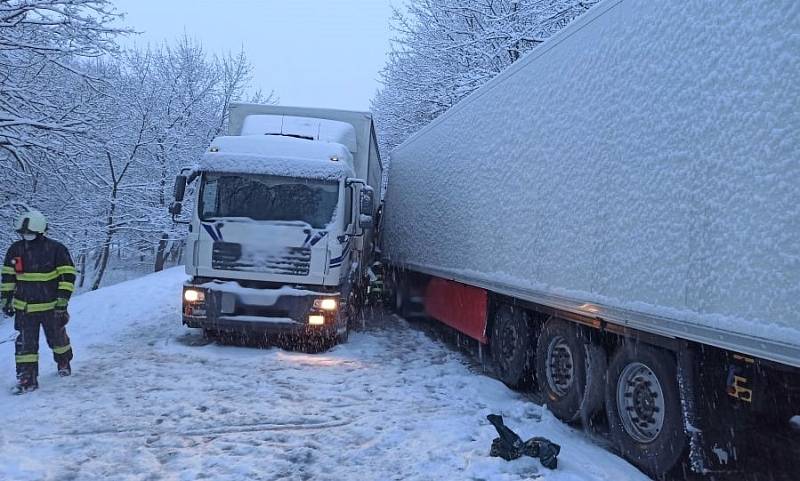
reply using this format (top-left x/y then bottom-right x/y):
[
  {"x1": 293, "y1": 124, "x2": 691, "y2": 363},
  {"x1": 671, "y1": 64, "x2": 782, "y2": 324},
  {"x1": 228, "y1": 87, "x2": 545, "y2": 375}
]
[{"x1": 195, "y1": 135, "x2": 355, "y2": 180}]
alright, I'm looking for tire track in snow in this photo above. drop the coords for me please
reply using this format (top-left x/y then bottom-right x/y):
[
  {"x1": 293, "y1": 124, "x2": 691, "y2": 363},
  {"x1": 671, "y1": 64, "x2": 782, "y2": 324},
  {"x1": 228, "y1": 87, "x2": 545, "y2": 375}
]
[{"x1": 28, "y1": 419, "x2": 355, "y2": 441}]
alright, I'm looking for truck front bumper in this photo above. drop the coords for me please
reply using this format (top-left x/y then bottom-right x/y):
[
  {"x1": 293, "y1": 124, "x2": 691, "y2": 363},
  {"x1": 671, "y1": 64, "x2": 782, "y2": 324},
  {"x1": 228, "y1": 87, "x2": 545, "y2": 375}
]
[{"x1": 181, "y1": 281, "x2": 345, "y2": 337}]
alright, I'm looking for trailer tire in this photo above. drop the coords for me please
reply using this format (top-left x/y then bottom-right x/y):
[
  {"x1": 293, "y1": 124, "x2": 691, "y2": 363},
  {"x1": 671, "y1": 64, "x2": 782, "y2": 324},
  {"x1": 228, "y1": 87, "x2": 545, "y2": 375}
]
[
  {"x1": 605, "y1": 344, "x2": 686, "y2": 478},
  {"x1": 491, "y1": 306, "x2": 534, "y2": 388},
  {"x1": 535, "y1": 319, "x2": 606, "y2": 423}
]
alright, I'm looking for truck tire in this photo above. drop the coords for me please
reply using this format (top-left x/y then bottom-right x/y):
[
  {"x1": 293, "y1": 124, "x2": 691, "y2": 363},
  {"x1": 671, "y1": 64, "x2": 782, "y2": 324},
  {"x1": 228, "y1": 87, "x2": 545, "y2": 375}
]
[
  {"x1": 605, "y1": 344, "x2": 687, "y2": 477},
  {"x1": 391, "y1": 277, "x2": 417, "y2": 319},
  {"x1": 337, "y1": 326, "x2": 349, "y2": 344},
  {"x1": 338, "y1": 304, "x2": 352, "y2": 344},
  {"x1": 535, "y1": 319, "x2": 606, "y2": 423},
  {"x1": 491, "y1": 306, "x2": 534, "y2": 388},
  {"x1": 387, "y1": 272, "x2": 404, "y2": 315}
]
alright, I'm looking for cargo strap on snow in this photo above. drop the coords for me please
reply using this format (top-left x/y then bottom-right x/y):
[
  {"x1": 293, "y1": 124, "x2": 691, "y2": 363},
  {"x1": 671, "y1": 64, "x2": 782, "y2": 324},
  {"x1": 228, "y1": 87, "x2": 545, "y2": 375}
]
[
  {"x1": 15, "y1": 353, "x2": 38, "y2": 364},
  {"x1": 52, "y1": 344, "x2": 71, "y2": 355}
]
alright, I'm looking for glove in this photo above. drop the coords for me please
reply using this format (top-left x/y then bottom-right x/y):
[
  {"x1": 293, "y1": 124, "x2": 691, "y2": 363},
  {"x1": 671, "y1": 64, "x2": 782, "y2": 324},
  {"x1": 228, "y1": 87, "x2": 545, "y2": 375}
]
[
  {"x1": 2, "y1": 303, "x2": 14, "y2": 318},
  {"x1": 54, "y1": 309, "x2": 70, "y2": 327}
]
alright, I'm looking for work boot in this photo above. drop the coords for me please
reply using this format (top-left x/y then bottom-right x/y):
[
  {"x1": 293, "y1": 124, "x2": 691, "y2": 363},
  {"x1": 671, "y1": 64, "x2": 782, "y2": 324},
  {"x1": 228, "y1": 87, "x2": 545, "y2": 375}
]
[
  {"x1": 11, "y1": 376, "x2": 38, "y2": 395},
  {"x1": 57, "y1": 361, "x2": 71, "y2": 377}
]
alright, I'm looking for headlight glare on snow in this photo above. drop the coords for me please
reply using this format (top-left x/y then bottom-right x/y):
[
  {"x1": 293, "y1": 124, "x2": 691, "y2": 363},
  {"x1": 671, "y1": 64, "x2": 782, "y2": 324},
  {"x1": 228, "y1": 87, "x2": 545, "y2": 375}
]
[
  {"x1": 183, "y1": 289, "x2": 205, "y2": 303},
  {"x1": 313, "y1": 298, "x2": 337, "y2": 311}
]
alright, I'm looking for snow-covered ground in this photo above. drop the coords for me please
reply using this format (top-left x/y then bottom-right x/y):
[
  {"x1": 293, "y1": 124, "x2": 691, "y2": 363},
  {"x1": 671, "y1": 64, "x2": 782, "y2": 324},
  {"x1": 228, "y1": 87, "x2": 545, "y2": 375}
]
[{"x1": 0, "y1": 268, "x2": 648, "y2": 481}]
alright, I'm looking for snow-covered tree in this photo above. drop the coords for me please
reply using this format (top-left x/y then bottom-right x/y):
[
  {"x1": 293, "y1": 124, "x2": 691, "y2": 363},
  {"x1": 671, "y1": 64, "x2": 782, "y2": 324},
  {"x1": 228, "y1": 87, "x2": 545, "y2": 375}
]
[
  {"x1": 1, "y1": 13, "x2": 272, "y2": 287},
  {"x1": 0, "y1": 0, "x2": 125, "y2": 170},
  {"x1": 80, "y1": 41, "x2": 271, "y2": 288},
  {"x1": 372, "y1": 0, "x2": 598, "y2": 154}
]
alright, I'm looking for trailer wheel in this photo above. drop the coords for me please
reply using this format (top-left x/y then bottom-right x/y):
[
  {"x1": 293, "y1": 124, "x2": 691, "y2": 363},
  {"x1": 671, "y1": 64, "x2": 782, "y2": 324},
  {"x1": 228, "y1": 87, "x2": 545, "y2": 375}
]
[
  {"x1": 605, "y1": 344, "x2": 686, "y2": 477},
  {"x1": 491, "y1": 306, "x2": 534, "y2": 387},
  {"x1": 535, "y1": 319, "x2": 606, "y2": 423}
]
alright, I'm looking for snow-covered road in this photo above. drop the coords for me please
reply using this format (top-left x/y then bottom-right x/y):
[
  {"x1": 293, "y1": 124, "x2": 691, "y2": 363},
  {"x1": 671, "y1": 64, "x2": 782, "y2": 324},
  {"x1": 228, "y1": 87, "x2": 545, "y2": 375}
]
[{"x1": 0, "y1": 268, "x2": 648, "y2": 481}]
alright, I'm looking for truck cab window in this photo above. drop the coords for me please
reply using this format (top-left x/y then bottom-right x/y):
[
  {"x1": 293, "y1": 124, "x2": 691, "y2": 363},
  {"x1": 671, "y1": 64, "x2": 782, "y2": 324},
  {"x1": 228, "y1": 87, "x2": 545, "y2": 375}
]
[
  {"x1": 199, "y1": 173, "x2": 339, "y2": 229},
  {"x1": 200, "y1": 177, "x2": 218, "y2": 219}
]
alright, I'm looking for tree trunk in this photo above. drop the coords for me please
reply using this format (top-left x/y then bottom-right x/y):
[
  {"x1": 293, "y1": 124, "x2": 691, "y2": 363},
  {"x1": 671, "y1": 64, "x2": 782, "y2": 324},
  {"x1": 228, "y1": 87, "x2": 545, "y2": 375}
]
[
  {"x1": 92, "y1": 241, "x2": 111, "y2": 291},
  {"x1": 77, "y1": 253, "x2": 86, "y2": 289},
  {"x1": 92, "y1": 193, "x2": 117, "y2": 291},
  {"x1": 169, "y1": 240, "x2": 183, "y2": 263},
  {"x1": 154, "y1": 233, "x2": 169, "y2": 272}
]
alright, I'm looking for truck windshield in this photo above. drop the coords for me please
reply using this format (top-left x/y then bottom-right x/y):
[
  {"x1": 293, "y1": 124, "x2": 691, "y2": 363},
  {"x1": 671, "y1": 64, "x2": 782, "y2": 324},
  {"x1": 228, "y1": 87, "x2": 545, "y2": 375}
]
[{"x1": 199, "y1": 173, "x2": 339, "y2": 228}]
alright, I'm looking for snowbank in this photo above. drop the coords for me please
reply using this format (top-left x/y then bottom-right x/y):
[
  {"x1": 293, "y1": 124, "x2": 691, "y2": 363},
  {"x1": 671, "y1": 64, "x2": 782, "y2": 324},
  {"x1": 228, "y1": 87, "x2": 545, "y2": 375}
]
[{"x1": 0, "y1": 269, "x2": 647, "y2": 481}]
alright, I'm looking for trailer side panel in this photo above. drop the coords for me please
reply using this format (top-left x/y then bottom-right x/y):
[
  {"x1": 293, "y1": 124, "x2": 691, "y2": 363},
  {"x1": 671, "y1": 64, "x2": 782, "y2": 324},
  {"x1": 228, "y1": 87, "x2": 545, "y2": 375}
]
[{"x1": 382, "y1": 0, "x2": 800, "y2": 359}]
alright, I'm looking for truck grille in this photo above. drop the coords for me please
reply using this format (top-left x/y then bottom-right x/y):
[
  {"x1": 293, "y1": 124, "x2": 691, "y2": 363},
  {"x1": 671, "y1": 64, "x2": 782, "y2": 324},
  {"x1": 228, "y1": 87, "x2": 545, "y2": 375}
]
[{"x1": 212, "y1": 242, "x2": 311, "y2": 276}]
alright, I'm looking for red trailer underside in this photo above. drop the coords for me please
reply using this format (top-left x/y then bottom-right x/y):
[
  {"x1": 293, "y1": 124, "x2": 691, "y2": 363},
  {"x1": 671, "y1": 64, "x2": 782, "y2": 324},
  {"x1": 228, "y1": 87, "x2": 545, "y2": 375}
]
[{"x1": 424, "y1": 277, "x2": 489, "y2": 344}]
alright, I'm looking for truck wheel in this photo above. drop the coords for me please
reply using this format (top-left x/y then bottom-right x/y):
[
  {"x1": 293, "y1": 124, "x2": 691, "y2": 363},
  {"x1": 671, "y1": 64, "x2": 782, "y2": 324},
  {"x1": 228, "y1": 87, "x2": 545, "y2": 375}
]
[
  {"x1": 337, "y1": 327, "x2": 349, "y2": 344},
  {"x1": 535, "y1": 319, "x2": 606, "y2": 423},
  {"x1": 338, "y1": 309, "x2": 351, "y2": 344},
  {"x1": 491, "y1": 306, "x2": 534, "y2": 388},
  {"x1": 391, "y1": 278, "x2": 411, "y2": 318},
  {"x1": 605, "y1": 344, "x2": 687, "y2": 477}
]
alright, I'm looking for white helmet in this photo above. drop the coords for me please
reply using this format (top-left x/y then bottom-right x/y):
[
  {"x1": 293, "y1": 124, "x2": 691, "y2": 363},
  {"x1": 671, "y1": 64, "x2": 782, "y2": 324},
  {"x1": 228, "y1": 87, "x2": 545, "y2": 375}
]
[{"x1": 14, "y1": 210, "x2": 48, "y2": 234}]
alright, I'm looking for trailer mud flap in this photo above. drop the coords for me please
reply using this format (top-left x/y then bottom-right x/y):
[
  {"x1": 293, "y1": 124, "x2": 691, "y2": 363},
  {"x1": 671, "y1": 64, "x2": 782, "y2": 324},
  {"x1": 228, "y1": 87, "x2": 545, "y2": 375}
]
[
  {"x1": 677, "y1": 348, "x2": 712, "y2": 473},
  {"x1": 424, "y1": 278, "x2": 488, "y2": 343}
]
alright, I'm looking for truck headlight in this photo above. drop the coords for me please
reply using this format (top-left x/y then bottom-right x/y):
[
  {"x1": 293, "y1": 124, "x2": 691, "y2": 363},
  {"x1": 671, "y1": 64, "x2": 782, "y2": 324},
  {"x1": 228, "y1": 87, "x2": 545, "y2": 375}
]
[
  {"x1": 184, "y1": 289, "x2": 205, "y2": 303},
  {"x1": 308, "y1": 315, "x2": 325, "y2": 325},
  {"x1": 313, "y1": 298, "x2": 337, "y2": 311}
]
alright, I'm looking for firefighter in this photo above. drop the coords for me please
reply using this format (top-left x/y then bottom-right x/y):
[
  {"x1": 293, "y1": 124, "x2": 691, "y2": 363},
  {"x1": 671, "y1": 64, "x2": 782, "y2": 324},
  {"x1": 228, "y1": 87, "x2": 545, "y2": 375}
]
[{"x1": 1, "y1": 210, "x2": 76, "y2": 394}]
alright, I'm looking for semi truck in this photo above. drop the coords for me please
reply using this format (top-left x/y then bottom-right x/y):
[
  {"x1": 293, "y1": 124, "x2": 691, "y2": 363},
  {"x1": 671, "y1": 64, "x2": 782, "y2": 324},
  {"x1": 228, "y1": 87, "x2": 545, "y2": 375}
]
[
  {"x1": 170, "y1": 104, "x2": 382, "y2": 349},
  {"x1": 381, "y1": 0, "x2": 799, "y2": 477}
]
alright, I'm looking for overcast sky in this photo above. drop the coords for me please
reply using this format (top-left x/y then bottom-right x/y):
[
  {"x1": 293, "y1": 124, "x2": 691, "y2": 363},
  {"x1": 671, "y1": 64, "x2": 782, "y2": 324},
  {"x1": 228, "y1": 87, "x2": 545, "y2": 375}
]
[{"x1": 113, "y1": 0, "x2": 395, "y2": 111}]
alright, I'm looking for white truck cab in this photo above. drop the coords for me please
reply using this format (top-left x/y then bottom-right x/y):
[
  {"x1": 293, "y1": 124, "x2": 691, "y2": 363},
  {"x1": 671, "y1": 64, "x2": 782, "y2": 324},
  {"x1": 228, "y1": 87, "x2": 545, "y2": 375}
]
[{"x1": 170, "y1": 104, "x2": 382, "y2": 348}]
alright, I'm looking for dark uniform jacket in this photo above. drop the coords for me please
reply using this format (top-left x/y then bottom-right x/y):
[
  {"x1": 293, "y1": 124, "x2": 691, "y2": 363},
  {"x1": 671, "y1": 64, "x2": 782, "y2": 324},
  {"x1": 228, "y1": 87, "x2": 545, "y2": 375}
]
[{"x1": 1, "y1": 237, "x2": 76, "y2": 313}]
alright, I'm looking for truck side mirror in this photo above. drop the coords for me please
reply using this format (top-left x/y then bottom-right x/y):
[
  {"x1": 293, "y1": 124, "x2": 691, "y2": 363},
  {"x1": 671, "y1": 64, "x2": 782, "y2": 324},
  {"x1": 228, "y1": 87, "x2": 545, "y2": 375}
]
[
  {"x1": 360, "y1": 186, "x2": 374, "y2": 216},
  {"x1": 173, "y1": 175, "x2": 188, "y2": 202}
]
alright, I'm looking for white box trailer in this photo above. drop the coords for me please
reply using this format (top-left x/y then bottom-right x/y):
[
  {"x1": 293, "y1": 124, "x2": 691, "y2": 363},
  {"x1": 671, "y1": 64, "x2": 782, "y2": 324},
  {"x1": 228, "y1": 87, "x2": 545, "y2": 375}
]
[{"x1": 382, "y1": 0, "x2": 799, "y2": 476}]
